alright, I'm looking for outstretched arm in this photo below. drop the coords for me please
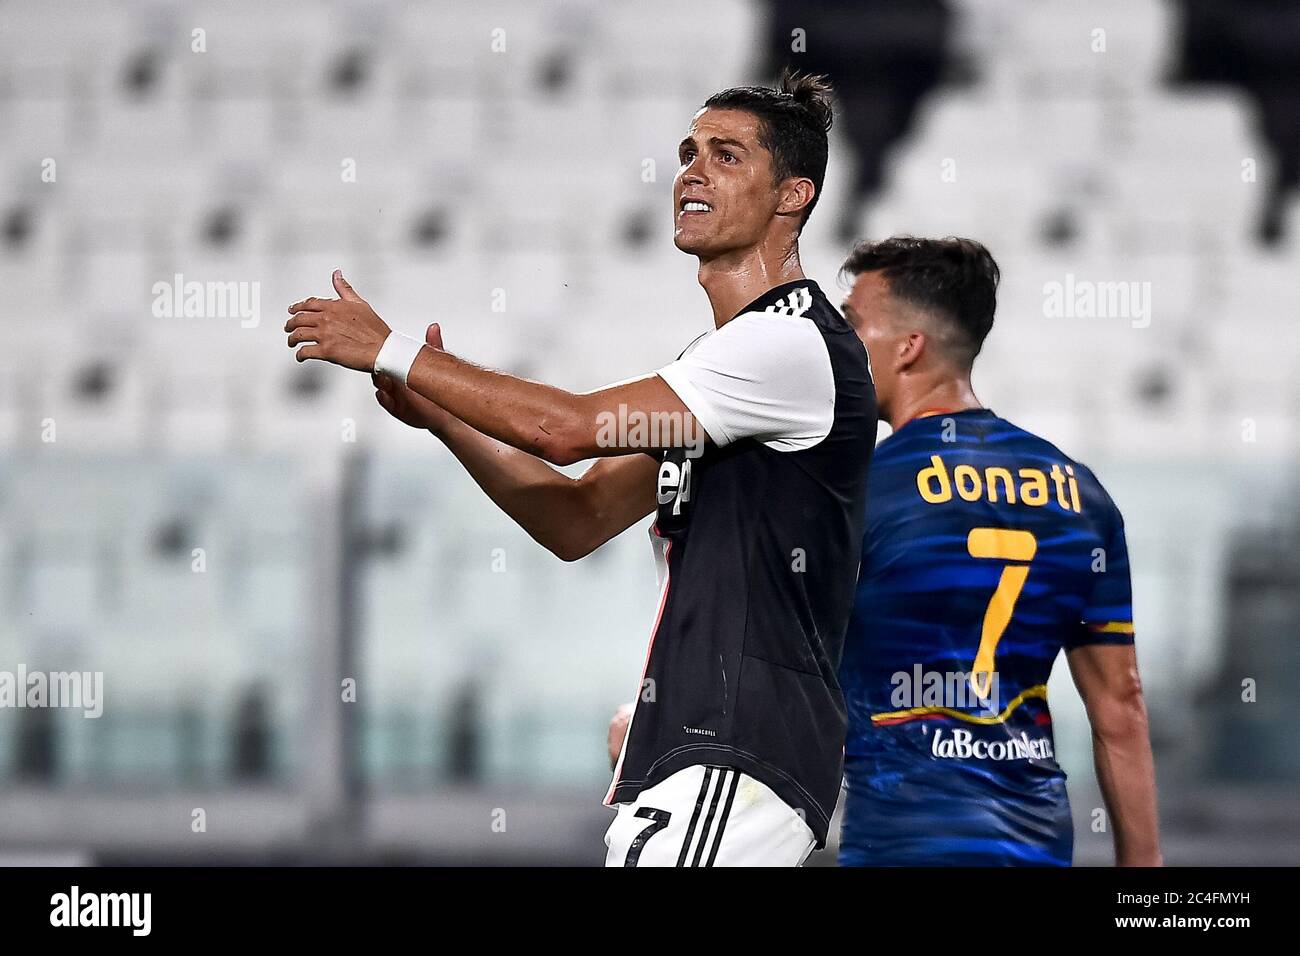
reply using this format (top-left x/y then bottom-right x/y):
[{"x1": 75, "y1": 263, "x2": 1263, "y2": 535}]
[
  {"x1": 1065, "y1": 643, "x2": 1162, "y2": 866},
  {"x1": 371, "y1": 323, "x2": 659, "y2": 561},
  {"x1": 285, "y1": 271, "x2": 708, "y2": 466},
  {"x1": 433, "y1": 415, "x2": 659, "y2": 561},
  {"x1": 286, "y1": 278, "x2": 664, "y2": 560}
]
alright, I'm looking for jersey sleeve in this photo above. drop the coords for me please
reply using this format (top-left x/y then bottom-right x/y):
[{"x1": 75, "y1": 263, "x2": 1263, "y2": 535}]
[
  {"x1": 655, "y1": 311, "x2": 836, "y2": 450},
  {"x1": 1068, "y1": 509, "x2": 1135, "y2": 649}
]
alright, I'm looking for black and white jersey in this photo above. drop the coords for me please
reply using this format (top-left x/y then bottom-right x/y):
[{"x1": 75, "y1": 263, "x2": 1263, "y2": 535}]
[{"x1": 606, "y1": 278, "x2": 877, "y2": 847}]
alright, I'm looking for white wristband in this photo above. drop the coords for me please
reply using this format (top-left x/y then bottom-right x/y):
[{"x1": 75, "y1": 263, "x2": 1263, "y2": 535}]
[{"x1": 373, "y1": 331, "x2": 425, "y2": 385}]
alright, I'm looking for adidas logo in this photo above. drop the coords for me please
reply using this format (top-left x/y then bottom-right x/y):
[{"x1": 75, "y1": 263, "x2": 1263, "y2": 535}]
[{"x1": 765, "y1": 286, "x2": 813, "y2": 317}]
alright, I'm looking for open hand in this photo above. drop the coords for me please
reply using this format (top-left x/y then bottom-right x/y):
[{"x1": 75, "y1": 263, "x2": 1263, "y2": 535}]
[{"x1": 285, "y1": 271, "x2": 391, "y2": 372}]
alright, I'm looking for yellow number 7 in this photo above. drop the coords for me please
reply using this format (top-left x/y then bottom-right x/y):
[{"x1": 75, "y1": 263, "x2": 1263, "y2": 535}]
[{"x1": 966, "y1": 528, "x2": 1038, "y2": 698}]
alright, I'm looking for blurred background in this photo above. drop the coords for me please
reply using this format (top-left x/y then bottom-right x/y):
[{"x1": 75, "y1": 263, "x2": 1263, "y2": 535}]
[{"x1": 1, "y1": 0, "x2": 1298, "y2": 865}]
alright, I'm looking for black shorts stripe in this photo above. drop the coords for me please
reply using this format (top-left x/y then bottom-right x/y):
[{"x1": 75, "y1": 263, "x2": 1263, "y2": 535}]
[
  {"x1": 690, "y1": 768, "x2": 730, "y2": 867},
  {"x1": 704, "y1": 769, "x2": 742, "y2": 867},
  {"x1": 676, "y1": 766, "x2": 714, "y2": 867}
]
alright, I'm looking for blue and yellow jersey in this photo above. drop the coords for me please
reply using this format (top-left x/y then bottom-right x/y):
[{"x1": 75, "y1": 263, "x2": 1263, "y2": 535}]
[{"x1": 838, "y1": 409, "x2": 1134, "y2": 866}]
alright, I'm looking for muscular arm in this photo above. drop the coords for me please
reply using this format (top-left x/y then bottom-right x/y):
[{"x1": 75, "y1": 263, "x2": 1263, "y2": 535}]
[
  {"x1": 403, "y1": 349, "x2": 704, "y2": 466},
  {"x1": 284, "y1": 272, "x2": 708, "y2": 467},
  {"x1": 1065, "y1": 643, "x2": 1163, "y2": 866},
  {"x1": 435, "y1": 415, "x2": 658, "y2": 561},
  {"x1": 286, "y1": 277, "x2": 704, "y2": 555},
  {"x1": 373, "y1": 362, "x2": 657, "y2": 561}
]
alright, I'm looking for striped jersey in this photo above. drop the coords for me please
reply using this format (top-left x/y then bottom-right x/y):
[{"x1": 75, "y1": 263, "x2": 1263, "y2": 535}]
[
  {"x1": 607, "y1": 279, "x2": 877, "y2": 847},
  {"x1": 838, "y1": 409, "x2": 1134, "y2": 865}
]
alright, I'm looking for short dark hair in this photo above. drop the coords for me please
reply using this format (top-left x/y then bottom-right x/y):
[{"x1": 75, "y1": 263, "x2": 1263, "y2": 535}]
[
  {"x1": 703, "y1": 68, "x2": 833, "y2": 230},
  {"x1": 841, "y1": 236, "x2": 1000, "y2": 365}
]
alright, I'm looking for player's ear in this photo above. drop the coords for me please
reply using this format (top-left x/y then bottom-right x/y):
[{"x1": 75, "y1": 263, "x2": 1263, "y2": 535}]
[
  {"x1": 898, "y1": 330, "x2": 926, "y2": 371},
  {"x1": 776, "y1": 176, "x2": 815, "y2": 218}
]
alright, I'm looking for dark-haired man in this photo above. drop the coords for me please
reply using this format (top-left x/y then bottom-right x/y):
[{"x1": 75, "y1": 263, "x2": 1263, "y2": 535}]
[
  {"x1": 284, "y1": 73, "x2": 876, "y2": 866},
  {"x1": 836, "y1": 237, "x2": 1161, "y2": 866}
]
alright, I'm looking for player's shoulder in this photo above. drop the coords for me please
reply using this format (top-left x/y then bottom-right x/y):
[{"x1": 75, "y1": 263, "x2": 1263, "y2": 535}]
[
  {"x1": 739, "y1": 277, "x2": 822, "y2": 317},
  {"x1": 987, "y1": 413, "x2": 1070, "y2": 458},
  {"x1": 709, "y1": 310, "x2": 829, "y2": 377},
  {"x1": 877, "y1": 411, "x2": 1112, "y2": 488},
  {"x1": 873, "y1": 408, "x2": 1000, "y2": 461},
  {"x1": 734, "y1": 278, "x2": 852, "y2": 334},
  {"x1": 719, "y1": 295, "x2": 842, "y2": 369},
  {"x1": 711, "y1": 280, "x2": 865, "y2": 392},
  {"x1": 674, "y1": 329, "x2": 711, "y2": 360},
  {"x1": 994, "y1": 415, "x2": 1125, "y2": 523}
]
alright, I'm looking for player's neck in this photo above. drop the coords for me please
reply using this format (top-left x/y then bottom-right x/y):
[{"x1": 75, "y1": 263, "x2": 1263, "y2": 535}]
[
  {"x1": 890, "y1": 377, "x2": 982, "y2": 432},
  {"x1": 696, "y1": 241, "x2": 804, "y2": 328}
]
